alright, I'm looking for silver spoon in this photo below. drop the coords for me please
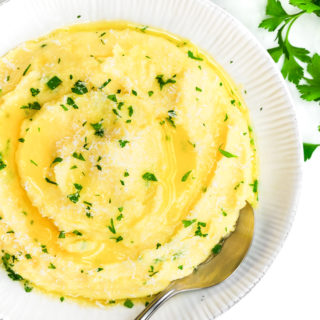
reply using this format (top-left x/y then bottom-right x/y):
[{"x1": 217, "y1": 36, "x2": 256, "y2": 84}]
[{"x1": 135, "y1": 202, "x2": 254, "y2": 320}]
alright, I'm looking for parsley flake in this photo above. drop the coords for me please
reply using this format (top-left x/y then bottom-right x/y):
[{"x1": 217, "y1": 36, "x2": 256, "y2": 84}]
[
  {"x1": 156, "y1": 74, "x2": 176, "y2": 90},
  {"x1": 30, "y1": 88, "x2": 40, "y2": 96},
  {"x1": 47, "y1": 76, "x2": 62, "y2": 90},
  {"x1": 181, "y1": 170, "x2": 192, "y2": 182},
  {"x1": 218, "y1": 147, "x2": 238, "y2": 158},
  {"x1": 187, "y1": 50, "x2": 203, "y2": 61},
  {"x1": 71, "y1": 80, "x2": 88, "y2": 95},
  {"x1": 142, "y1": 172, "x2": 157, "y2": 182}
]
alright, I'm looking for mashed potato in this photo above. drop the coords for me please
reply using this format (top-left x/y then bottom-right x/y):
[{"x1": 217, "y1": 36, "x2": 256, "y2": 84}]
[{"x1": 0, "y1": 22, "x2": 258, "y2": 303}]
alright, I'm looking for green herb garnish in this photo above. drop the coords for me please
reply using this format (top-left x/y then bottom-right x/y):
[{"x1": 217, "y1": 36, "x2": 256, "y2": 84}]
[
  {"x1": 182, "y1": 219, "x2": 196, "y2": 227},
  {"x1": 187, "y1": 50, "x2": 203, "y2": 61},
  {"x1": 181, "y1": 170, "x2": 192, "y2": 182},
  {"x1": 72, "y1": 230, "x2": 82, "y2": 236},
  {"x1": 90, "y1": 120, "x2": 104, "y2": 137},
  {"x1": 72, "y1": 152, "x2": 85, "y2": 161},
  {"x1": 45, "y1": 177, "x2": 58, "y2": 185},
  {"x1": 142, "y1": 172, "x2": 157, "y2": 182},
  {"x1": 23, "y1": 64, "x2": 31, "y2": 76},
  {"x1": 119, "y1": 140, "x2": 130, "y2": 148},
  {"x1": 107, "y1": 94, "x2": 117, "y2": 102},
  {"x1": 108, "y1": 218, "x2": 116, "y2": 234},
  {"x1": 218, "y1": 147, "x2": 238, "y2": 158},
  {"x1": 124, "y1": 299, "x2": 134, "y2": 308},
  {"x1": 47, "y1": 76, "x2": 62, "y2": 90},
  {"x1": 20, "y1": 102, "x2": 41, "y2": 110},
  {"x1": 66, "y1": 97, "x2": 79, "y2": 109},
  {"x1": 156, "y1": 74, "x2": 176, "y2": 90},
  {"x1": 99, "y1": 79, "x2": 111, "y2": 89},
  {"x1": 71, "y1": 80, "x2": 88, "y2": 95},
  {"x1": 30, "y1": 88, "x2": 40, "y2": 96}
]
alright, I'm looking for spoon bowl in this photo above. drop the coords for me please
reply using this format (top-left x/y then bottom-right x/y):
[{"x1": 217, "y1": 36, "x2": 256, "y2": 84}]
[{"x1": 135, "y1": 202, "x2": 254, "y2": 320}]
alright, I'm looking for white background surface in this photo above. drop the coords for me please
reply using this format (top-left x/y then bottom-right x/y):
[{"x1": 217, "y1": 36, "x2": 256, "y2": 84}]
[{"x1": 212, "y1": 1, "x2": 320, "y2": 319}]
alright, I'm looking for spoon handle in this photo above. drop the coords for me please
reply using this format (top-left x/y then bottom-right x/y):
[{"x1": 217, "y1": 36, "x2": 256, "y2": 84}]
[{"x1": 135, "y1": 287, "x2": 177, "y2": 320}]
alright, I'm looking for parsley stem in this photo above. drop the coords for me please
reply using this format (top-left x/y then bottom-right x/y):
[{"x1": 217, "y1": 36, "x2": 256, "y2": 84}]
[{"x1": 285, "y1": 15, "x2": 303, "y2": 42}]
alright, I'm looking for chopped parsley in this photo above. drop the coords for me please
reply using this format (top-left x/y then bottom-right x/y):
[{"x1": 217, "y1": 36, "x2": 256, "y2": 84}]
[
  {"x1": 165, "y1": 110, "x2": 176, "y2": 128},
  {"x1": 156, "y1": 74, "x2": 176, "y2": 90},
  {"x1": 119, "y1": 139, "x2": 130, "y2": 148},
  {"x1": 124, "y1": 299, "x2": 134, "y2": 308},
  {"x1": 66, "y1": 97, "x2": 79, "y2": 109},
  {"x1": 1, "y1": 252, "x2": 23, "y2": 281},
  {"x1": 195, "y1": 86, "x2": 202, "y2": 92},
  {"x1": 107, "y1": 94, "x2": 117, "y2": 102},
  {"x1": 212, "y1": 243, "x2": 223, "y2": 255},
  {"x1": 117, "y1": 213, "x2": 124, "y2": 221},
  {"x1": 156, "y1": 243, "x2": 161, "y2": 249},
  {"x1": 90, "y1": 120, "x2": 104, "y2": 137},
  {"x1": 178, "y1": 265, "x2": 183, "y2": 270},
  {"x1": 181, "y1": 170, "x2": 192, "y2": 182},
  {"x1": 41, "y1": 244, "x2": 48, "y2": 253},
  {"x1": 51, "y1": 157, "x2": 63, "y2": 166},
  {"x1": 22, "y1": 64, "x2": 31, "y2": 76},
  {"x1": 24, "y1": 281, "x2": 33, "y2": 292},
  {"x1": 128, "y1": 106, "x2": 134, "y2": 117},
  {"x1": 124, "y1": 171, "x2": 129, "y2": 177},
  {"x1": 47, "y1": 76, "x2": 62, "y2": 90},
  {"x1": 18, "y1": 138, "x2": 25, "y2": 143},
  {"x1": 182, "y1": 219, "x2": 196, "y2": 227},
  {"x1": 48, "y1": 263, "x2": 56, "y2": 269},
  {"x1": 30, "y1": 88, "x2": 40, "y2": 96},
  {"x1": 45, "y1": 177, "x2": 58, "y2": 185},
  {"x1": 221, "y1": 209, "x2": 228, "y2": 217},
  {"x1": 20, "y1": 102, "x2": 41, "y2": 110},
  {"x1": 187, "y1": 50, "x2": 203, "y2": 61},
  {"x1": 71, "y1": 80, "x2": 88, "y2": 95},
  {"x1": 224, "y1": 114, "x2": 228, "y2": 121},
  {"x1": 148, "y1": 91, "x2": 154, "y2": 96},
  {"x1": 97, "y1": 267, "x2": 104, "y2": 272},
  {"x1": 67, "y1": 191, "x2": 80, "y2": 203},
  {"x1": 99, "y1": 79, "x2": 111, "y2": 89},
  {"x1": 72, "y1": 230, "x2": 82, "y2": 236},
  {"x1": 250, "y1": 179, "x2": 258, "y2": 193},
  {"x1": 195, "y1": 221, "x2": 208, "y2": 237},
  {"x1": 60, "y1": 297, "x2": 65, "y2": 302},
  {"x1": 132, "y1": 89, "x2": 137, "y2": 96},
  {"x1": 25, "y1": 254, "x2": 32, "y2": 259},
  {"x1": 111, "y1": 235, "x2": 123, "y2": 242},
  {"x1": 218, "y1": 147, "x2": 238, "y2": 158},
  {"x1": 60, "y1": 104, "x2": 68, "y2": 111},
  {"x1": 72, "y1": 152, "x2": 85, "y2": 161},
  {"x1": 142, "y1": 172, "x2": 157, "y2": 182},
  {"x1": 0, "y1": 156, "x2": 7, "y2": 170},
  {"x1": 58, "y1": 231, "x2": 65, "y2": 239},
  {"x1": 148, "y1": 265, "x2": 159, "y2": 277},
  {"x1": 30, "y1": 159, "x2": 38, "y2": 166},
  {"x1": 108, "y1": 218, "x2": 116, "y2": 234}
]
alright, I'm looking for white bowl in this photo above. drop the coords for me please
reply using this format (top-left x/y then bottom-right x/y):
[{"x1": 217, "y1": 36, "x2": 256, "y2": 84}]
[{"x1": 0, "y1": 0, "x2": 303, "y2": 319}]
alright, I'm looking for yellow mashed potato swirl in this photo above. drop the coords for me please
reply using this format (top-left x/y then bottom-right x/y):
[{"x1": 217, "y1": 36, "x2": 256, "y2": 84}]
[{"x1": 0, "y1": 22, "x2": 258, "y2": 302}]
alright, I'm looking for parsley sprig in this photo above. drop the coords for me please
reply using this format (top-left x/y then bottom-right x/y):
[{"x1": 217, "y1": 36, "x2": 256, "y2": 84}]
[{"x1": 259, "y1": 0, "x2": 320, "y2": 160}]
